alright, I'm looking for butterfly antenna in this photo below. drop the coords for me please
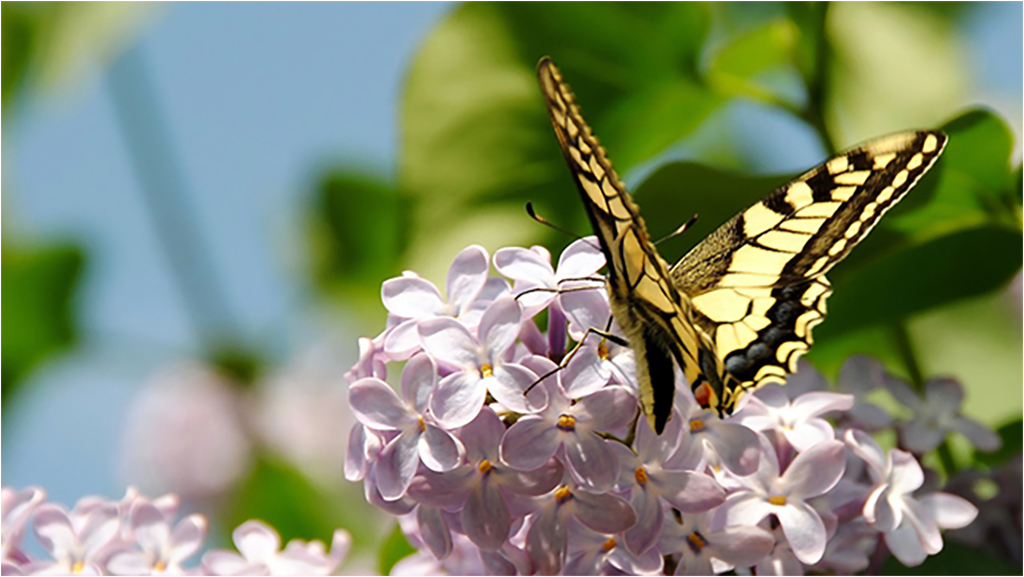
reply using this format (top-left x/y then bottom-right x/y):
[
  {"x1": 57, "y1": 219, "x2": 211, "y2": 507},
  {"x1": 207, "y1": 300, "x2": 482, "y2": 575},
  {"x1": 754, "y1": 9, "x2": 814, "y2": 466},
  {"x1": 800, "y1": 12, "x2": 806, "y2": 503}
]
[
  {"x1": 526, "y1": 202, "x2": 586, "y2": 241},
  {"x1": 654, "y1": 213, "x2": 699, "y2": 245}
]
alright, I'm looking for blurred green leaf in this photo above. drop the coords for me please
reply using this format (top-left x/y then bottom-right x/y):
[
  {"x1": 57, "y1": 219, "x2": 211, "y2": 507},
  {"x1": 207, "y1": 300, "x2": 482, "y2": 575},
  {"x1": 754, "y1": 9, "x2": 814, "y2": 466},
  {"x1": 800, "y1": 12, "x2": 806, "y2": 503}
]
[
  {"x1": 378, "y1": 522, "x2": 415, "y2": 575},
  {"x1": 705, "y1": 18, "x2": 801, "y2": 106},
  {"x1": 224, "y1": 455, "x2": 379, "y2": 561},
  {"x1": 399, "y1": 3, "x2": 721, "y2": 275},
  {"x1": 2, "y1": 242, "x2": 84, "y2": 407},
  {"x1": 974, "y1": 419, "x2": 1023, "y2": 468},
  {"x1": 882, "y1": 541, "x2": 1018, "y2": 575},
  {"x1": 307, "y1": 169, "x2": 412, "y2": 317}
]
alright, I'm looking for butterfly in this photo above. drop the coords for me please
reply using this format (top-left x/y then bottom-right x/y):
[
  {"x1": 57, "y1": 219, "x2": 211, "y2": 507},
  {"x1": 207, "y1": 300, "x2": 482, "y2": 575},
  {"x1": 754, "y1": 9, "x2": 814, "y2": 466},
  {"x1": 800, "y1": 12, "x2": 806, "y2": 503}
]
[{"x1": 537, "y1": 57, "x2": 947, "y2": 434}]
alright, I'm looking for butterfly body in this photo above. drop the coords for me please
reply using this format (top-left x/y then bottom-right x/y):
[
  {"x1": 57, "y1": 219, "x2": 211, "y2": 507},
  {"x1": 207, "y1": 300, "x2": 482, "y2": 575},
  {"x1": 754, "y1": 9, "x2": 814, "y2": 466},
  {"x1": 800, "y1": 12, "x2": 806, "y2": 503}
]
[{"x1": 537, "y1": 57, "x2": 946, "y2": 433}]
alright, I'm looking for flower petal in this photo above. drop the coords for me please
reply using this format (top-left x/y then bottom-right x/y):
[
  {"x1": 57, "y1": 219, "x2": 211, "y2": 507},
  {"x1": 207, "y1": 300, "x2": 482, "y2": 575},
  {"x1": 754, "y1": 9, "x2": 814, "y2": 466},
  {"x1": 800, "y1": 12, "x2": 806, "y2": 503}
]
[
  {"x1": 781, "y1": 440, "x2": 845, "y2": 500},
  {"x1": 624, "y1": 487, "x2": 663, "y2": 555},
  {"x1": 489, "y1": 364, "x2": 548, "y2": 414},
  {"x1": 924, "y1": 378, "x2": 964, "y2": 412},
  {"x1": 349, "y1": 378, "x2": 415, "y2": 431},
  {"x1": 951, "y1": 417, "x2": 1001, "y2": 452},
  {"x1": 526, "y1": 508, "x2": 566, "y2": 576},
  {"x1": 573, "y1": 386, "x2": 636, "y2": 431},
  {"x1": 657, "y1": 471, "x2": 726, "y2": 513},
  {"x1": 556, "y1": 236, "x2": 605, "y2": 280},
  {"x1": 106, "y1": 552, "x2": 151, "y2": 575},
  {"x1": 560, "y1": 346, "x2": 610, "y2": 399},
  {"x1": 401, "y1": 353, "x2": 436, "y2": 413},
  {"x1": 417, "y1": 505, "x2": 452, "y2": 560},
  {"x1": 565, "y1": 432, "x2": 618, "y2": 491},
  {"x1": 169, "y1": 514, "x2": 208, "y2": 564},
  {"x1": 884, "y1": 520, "x2": 928, "y2": 567},
  {"x1": 447, "y1": 245, "x2": 489, "y2": 311},
  {"x1": 500, "y1": 416, "x2": 560, "y2": 471},
  {"x1": 918, "y1": 492, "x2": 977, "y2": 530},
  {"x1": 901, "y1": 417, "x2": 945, "y2": 453},
  {"x1": 419, "y1": 425, "x2": 464, "y2": 472},
  {"x1": 462, "y1": 481, "x2": 512, "y2": 552},
  {"x1": 478, "y1": 296, "x2": 522, "y2": 357},
  {"x1": 376, "y1": 432, "x2": 421, "y2": 501},
  {"x1": 383, "y1": 319, "x2": 421, "y2": 360},
  {"x1": 844, "y1": 429, "x2": 888, "y2": 481},
  {"x1": 233, "y1": 520, "x2": 280, "y2": 563},
  {"x1": 456, "y1": 406, "x2": 504, "y2": 463},
  {"x1": 776, "y1": 501, "x2": 828, "y2": 564},
  {"x1": 709, "y1": 525, "x2": 775, "y2": 568},
  {"x1": 571, "y1": 490, "x2": 637, "y2": 534},
  {"x1": 430, "y1": 372, "x2": 487, "y2": 430},
  {"x1": 382, "y1": 277, "x2": 443, "y2": 318},
  {"x1": 790, "y1": 392, "x2": 854, "y2": 419},
  {"x1": 889, "y1": 449, "x2": 925, "y2": 495},
  {"x1": 784, "y1": 418, "x2": 836, "y2": 452},
  {"x1": 715, "y1": 492, "x2": 773, "y2": 528},
  {"x1": 418, "y1": 317, "x2": 478, "y2": 369},
  {"x1": 702, "y1": 421, "x2": 760, "y2": 476},
  {"x1": 32, "y1": 505, "x2": 76, "y2": 561},
  {"x1": 494, "y1": 247, "x2": 555, "y2": 285},
  {"x1": 560, "y1": 288, "x2": 611, "y2": 341}
]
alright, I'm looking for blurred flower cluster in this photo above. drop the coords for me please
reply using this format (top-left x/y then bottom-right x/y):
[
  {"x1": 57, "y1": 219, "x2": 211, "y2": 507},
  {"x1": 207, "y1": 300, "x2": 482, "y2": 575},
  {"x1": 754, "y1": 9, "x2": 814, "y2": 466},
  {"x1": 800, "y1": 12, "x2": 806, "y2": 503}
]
[
  {"x1": 347, "y1": 240, "x2": 997, "y2": 576},
  {"x1": 0, "y1": 486, "x2": 349, "y2": 576}
]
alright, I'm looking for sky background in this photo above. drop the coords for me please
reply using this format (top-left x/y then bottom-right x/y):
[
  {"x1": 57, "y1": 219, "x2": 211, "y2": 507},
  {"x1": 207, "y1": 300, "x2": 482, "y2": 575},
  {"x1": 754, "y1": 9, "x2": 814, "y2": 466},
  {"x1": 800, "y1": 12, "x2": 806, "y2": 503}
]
[{"x1": 3, "y1": 2, "x2": 1021, "y2": 507}]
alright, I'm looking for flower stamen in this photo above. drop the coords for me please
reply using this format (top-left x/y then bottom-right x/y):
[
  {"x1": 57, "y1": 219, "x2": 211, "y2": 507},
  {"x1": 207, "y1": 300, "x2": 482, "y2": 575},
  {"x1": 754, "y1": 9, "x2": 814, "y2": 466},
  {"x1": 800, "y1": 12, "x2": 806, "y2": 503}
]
[
  {"x1": 478, "y1": 459, "x2": 493, "y2": 475},
  {"x1": 554, "y1": 485, "x2": 573, "y2": 504},
  {"x1": 689, "y1": 419, "x2": 705, "y2": 432},
  {"x1": 480, "y1": 364, "x2": 494, "y2": 378},
  {"x1": 769, "y1": 495, "x2": 787, "y2": 506},
  {"x1": 597, "y1": 340, "x2": 610, "y2": 361},
  {"x1": 602, "y1": 537, "x2": 616, "y2": 551},
  {"x1": 686, "y1": 531, "x2": 707, "y2": 553},
  {"x1": 417, "y1": 416, "x2": 426, "y2": 432},
  {"x1": 72, "y1": 562, "x2": 85, "y2": 574},
  {"x1": 634, "y1": 466, "x2": 649, "y2": 485},
  {"x1": 557, "y1": 414, "x2": 576, "y2": 431}
]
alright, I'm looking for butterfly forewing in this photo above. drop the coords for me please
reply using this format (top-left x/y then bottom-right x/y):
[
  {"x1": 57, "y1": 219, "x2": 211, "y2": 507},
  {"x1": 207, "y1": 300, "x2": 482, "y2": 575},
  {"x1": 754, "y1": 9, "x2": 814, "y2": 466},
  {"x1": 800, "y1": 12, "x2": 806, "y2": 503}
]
[{"x1": 538, "y1": 57, "x2": 708, "y2": 433}]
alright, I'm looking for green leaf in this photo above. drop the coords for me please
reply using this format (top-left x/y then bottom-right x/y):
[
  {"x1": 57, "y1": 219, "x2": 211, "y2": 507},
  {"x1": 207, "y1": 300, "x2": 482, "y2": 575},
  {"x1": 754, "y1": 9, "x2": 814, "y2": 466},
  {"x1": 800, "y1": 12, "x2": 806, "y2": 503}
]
[
  {"x1": 378, "y1": 522, "x2": 416, "y2": 575},
  {"x1": 223, "y1": 455, "x2": 379, "y2": 561},
  {"x1": 307, "y1": 169, "x2": 412, "y2": 319},
  {"x1": 399, "y1": 3, "x2": 721, "y2": 276},
  {"x1": 705, "y1": 18, "x2": 801, "y2": 106},
  {"x1": 2, "y1": 242, "x2": 84, "y2": 407}
]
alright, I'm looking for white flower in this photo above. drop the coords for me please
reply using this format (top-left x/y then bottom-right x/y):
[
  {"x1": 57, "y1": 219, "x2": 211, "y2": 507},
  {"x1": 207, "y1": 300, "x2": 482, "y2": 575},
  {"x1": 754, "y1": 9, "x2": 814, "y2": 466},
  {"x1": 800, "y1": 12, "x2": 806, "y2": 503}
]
[{"x1": 202, "y1": 521, "x2": 349, "y2": 576}]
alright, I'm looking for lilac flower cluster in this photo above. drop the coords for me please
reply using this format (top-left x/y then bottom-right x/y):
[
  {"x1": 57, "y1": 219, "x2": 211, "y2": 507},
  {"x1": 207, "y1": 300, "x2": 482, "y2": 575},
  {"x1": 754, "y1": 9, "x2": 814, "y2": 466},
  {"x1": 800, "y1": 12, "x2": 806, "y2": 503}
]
[
  {"x1": 347, "y1": 240, "x2": 993, "y2": 575},
  {"x1": 0, "y1": 486, "x2": 349, "y2": 575}
]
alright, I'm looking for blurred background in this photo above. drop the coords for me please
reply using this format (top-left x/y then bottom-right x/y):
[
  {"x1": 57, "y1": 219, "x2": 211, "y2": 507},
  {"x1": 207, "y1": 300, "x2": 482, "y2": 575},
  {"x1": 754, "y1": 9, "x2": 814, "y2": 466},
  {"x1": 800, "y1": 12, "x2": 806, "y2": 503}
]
[{"x1": 2, "y1": 2, "x2": 1021, "y2": 574}]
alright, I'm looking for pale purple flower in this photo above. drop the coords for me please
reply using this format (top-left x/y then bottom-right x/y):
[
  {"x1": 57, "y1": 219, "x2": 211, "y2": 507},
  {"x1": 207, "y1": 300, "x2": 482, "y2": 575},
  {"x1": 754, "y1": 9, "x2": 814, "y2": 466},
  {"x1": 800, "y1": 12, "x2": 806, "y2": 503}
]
[
  {"x1": 813, "y1": 518, "x2": 877, "y2": 574},
  {"x1": 501, "y1": 383, "x2": 634, "y2": 491},
  {"x1": 407, "y1": 407, "x2": 563, "y2": 552},
  {"x1": 754, "y1": 527, "x2": 805, "y2": 576},
  {"x1": 381, "y1": 245, "x2": 492, "y2": 359},
  {"x1": 713, "y1": 438, "x2": 846, "y2": 564},
  {"x1": 658, "y1": 510, "x2": 773, "y2": 576},
  {"x1": 563, "y1": 525, "x2": 663, "y2": 576},
  {"x1": 2, "y1": 487, "x2": 45, "y2": 566},
  {"x1": 885, "y1": 376, "x2": 1001, "y2": 454},
  {"x1": 420, "y1": 296, "x2": 546, "y2": 428},
  {"x1": 350, "y1": 354, "x2": 465, "y2": 500},
  {"x1": 559, "y1": 289, "x2": 637, "y2": 389},
  {"x1": 524, "y1": 484, "x2": 638, "y2": 575},
  {"x1": 670, "y1": 384, "x2": 761, "y2": 476},
  {"x1": 121, "y1": 363, "x2": 252, "y2": 500},
  {"x1": 836, "y1": 355, "x2": 893, "y2": 431},
  {"x1": 344, "y1": 423, "x2": 382, "y2": 483},
  {"x1": 493, "y1": 237, "x2": 604, "y2": 318},
  {"x1": 27, "y1": 501, "x2": 121, "y2": 575},
  {"x1": 390, "y1": 532, "x2": 498, "y2": 576},
  {"x1": 344, "y1": 336, "x2": 388, "y2": 384},
  {"x1": 845, "y1": 429, "x2": 978, "y2": 566},
  {"x1": 733, "y1": 382, "x2": 853, "y2": 452},
  {"x1": 610, "y1": 415, "x2": 726, "y2": 555},
  {"x1": 106, "y1": 500, "x2": 206, "y2": 575},
  {"x1": 201, "y1": 521, "x2": 349, "y2": 576}
]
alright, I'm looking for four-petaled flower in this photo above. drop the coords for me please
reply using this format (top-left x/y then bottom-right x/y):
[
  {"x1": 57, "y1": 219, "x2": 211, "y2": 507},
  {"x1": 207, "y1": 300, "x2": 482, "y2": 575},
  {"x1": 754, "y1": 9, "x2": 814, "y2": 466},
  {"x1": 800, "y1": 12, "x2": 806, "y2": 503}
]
[
  {"x1": 202, "y1": 520, "x2": 350, "y2": 576},
  {"x1": 885, "y1": 376, "x2": 1001, "y2": 454}
]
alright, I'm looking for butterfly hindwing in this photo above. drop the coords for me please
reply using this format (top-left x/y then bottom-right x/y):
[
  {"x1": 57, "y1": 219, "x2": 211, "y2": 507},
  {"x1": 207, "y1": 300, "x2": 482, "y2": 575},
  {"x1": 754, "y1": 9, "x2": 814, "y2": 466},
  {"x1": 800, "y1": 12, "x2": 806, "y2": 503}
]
[{"x1": 672, "y1": 131, "x2": 947, "y2": 413}]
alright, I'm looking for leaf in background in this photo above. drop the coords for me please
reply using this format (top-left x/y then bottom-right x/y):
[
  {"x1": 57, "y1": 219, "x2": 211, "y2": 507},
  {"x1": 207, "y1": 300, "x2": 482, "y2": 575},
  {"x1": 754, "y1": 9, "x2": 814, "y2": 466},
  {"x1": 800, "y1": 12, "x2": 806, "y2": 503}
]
[
  {"x1": 378, "y1": 522, "x2": 416, "y2": 575},
  {"x1": 307, "y1": 169, "x2": 412, "y2": 320},
  {"x1": 705, "y1": 18, "x2": 802, "y2": 108},
  {"x1": 2, "y1": 242, "x2": 84, "y2": 408},
  {"x1": 399, "y1": 3, "x2": 721, "y2": 280},
  {"x1": 223, "y1": 455, "x2": 380, "y2": 562}
]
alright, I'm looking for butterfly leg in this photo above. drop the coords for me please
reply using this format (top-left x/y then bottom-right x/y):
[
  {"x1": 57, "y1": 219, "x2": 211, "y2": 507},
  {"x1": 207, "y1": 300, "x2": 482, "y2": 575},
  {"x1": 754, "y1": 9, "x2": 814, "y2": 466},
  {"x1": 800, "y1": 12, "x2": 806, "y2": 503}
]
[{"x1": 523, "y1": 320, "x2": 627, "y2": 396}]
